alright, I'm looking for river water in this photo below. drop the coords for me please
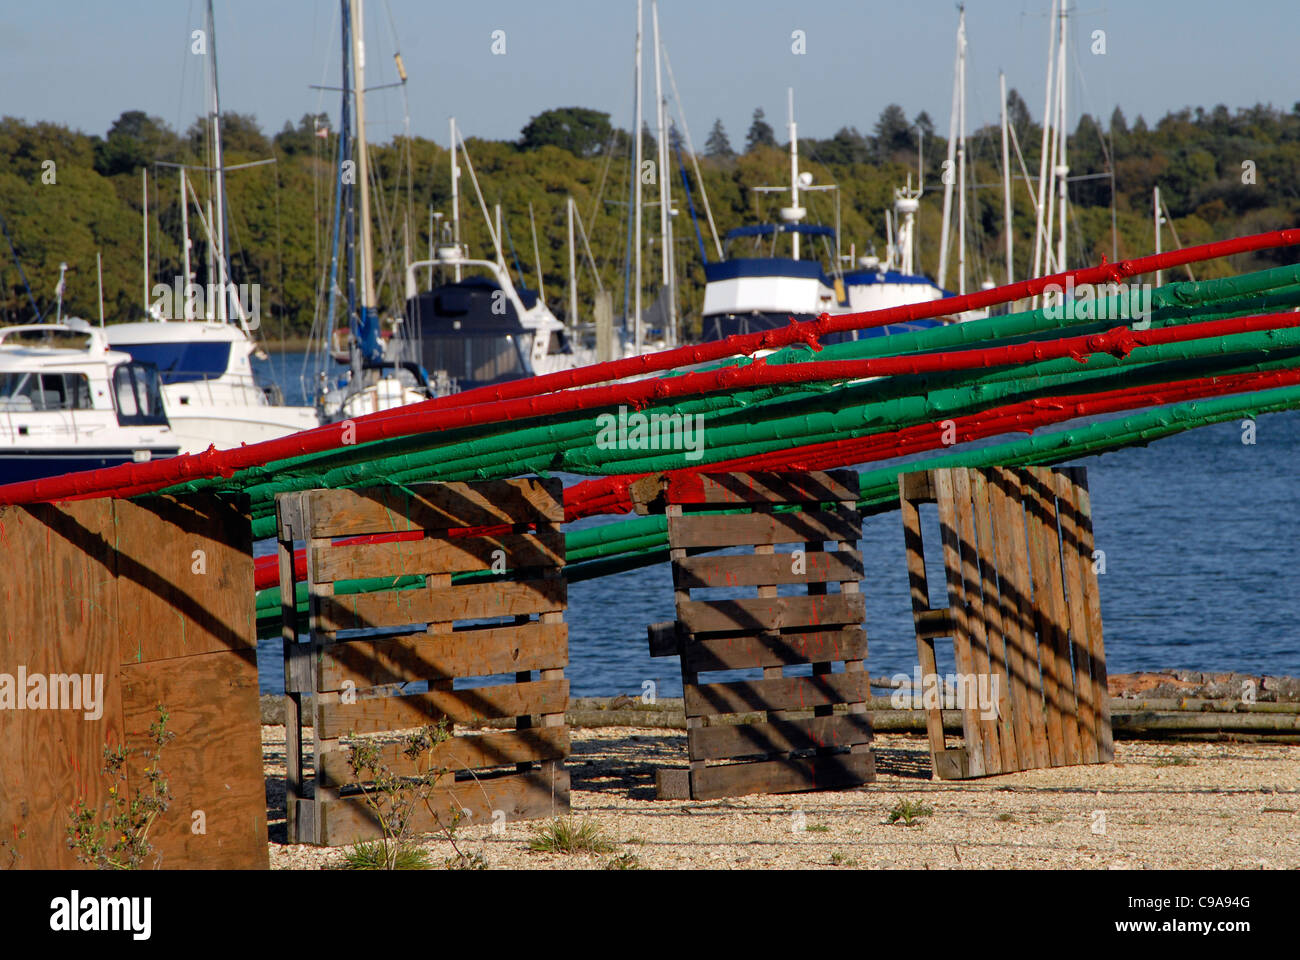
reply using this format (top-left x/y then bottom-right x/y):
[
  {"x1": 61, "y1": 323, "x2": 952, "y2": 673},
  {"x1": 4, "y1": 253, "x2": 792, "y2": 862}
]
[{"x1": 251, "y1": 349, "x2": 1300, "y2": 696}]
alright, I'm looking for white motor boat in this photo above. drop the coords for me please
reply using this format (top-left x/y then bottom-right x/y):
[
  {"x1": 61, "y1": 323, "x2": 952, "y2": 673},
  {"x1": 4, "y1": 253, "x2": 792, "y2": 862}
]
[
  {"x1": 0, "y1": 321, "x2": 179, "y2": 483},
  {"x1": 104, "y1": 319, "x2": 318, "y2": 455}
]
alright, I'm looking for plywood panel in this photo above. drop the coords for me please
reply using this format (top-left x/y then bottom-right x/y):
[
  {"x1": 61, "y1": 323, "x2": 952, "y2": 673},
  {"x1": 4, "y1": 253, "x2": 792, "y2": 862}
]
[
  {"x1": 0, "y1": 501, "x2": 122, "y2": 870},
  {"x1": 120, "y1": 649, "x2": 267, "y2": 869},
  {"x1": 114, "y1": 495, "x2": 255, "y2": 664}
]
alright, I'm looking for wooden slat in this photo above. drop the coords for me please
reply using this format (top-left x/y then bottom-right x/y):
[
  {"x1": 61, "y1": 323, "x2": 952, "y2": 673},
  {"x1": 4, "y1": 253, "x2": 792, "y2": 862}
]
[
  {"x1": 688, "y1": 714, "x2": 873, "y2": 760},
  {"x1": 691, "y1": 753, "x2": 874, "y2": 801},
  {"x1": 970, "y1": 470, "x2": 1019, "y2": 773},
  {"x1": 934, "y1": 468, "x2": 989, "y2": 777},
  {"x1": 684, "y1": 672, "x2": 870, "y2": 718},
  {"x1": 316, "y1": 679, "x2": 569, "y2": 737},
  {"x1": 664, "y1": 470, "x2": 859, "y2": 506},
  {"x1": 674, "y1": 549, "x2": 863, "y2": 588},
  {"x1": 988, "y1": 468, "x2": 1047, "y2": 770},
  {"x1": 303, "y1": 478, "x2": 563, "y2": 537},
  {"x1": 319, "y1": 766, "x2": 570, "y2": 845},
  {"x1": 1025, "y1": 467, "x2": 1082, "y2": 765},
  {"x1": 318, "y1": 578, "x2": 566, "y2": 631},
  {"x1": 682, "y1": 626, "x2": 867, "y2": 672},
  {"x1": 676, "y1": 593, "x2": 865, "y2": 634},
  {"x1": 1054, "y1": 468, "x2": 1101, "y2": 764},
  {"x1": 1066, "y1": 467, "x2": 1113, "y2": 761},
  {"x1": 312, "y1": 528, "x2": 565, "y2": 583},
  {"x1": 316, "y1": 622, "x2": 569, "y2": 691},
  {"x1": 317, "y1": 727, "x2": 570, "y2": 786},
  {"x1": 898, "y1": 478, "x2": 949, "y2": 761},
  {"x1": 667, "y1": 507, "x2": 860, "y2": 549}
]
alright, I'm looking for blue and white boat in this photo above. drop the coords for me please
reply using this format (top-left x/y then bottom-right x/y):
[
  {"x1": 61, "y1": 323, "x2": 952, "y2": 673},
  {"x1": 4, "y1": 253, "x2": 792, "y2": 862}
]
[{"x1": 698, "y1": 90, "x2": 962, "y2": 345}]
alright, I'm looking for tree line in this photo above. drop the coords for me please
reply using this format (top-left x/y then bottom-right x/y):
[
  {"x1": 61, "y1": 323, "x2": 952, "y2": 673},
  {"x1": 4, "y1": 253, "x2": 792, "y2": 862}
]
[{"x1": 1, "y1": 96, "x2": 1298, "y2": 341}]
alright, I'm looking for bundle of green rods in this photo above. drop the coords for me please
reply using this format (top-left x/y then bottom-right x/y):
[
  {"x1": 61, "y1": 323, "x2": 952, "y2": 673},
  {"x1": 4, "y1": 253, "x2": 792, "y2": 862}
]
[{"x1": 209, "y1": 264, "x2": 1300, "y2": 636}]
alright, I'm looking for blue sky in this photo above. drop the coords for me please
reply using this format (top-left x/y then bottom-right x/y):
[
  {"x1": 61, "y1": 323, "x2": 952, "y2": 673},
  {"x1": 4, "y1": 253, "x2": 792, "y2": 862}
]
[{"x1": 1, "y1": 1, "x2": 1294, "y2": 147}]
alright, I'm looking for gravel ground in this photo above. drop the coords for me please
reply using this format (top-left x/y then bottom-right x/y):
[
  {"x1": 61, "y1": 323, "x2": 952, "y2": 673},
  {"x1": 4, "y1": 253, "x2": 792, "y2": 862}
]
[{"x1": 261, "y1": 725, "x2": 1300, "y2": 870}]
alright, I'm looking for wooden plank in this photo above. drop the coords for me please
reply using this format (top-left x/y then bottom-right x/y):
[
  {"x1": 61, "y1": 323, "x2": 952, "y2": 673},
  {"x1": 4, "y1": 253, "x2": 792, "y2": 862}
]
[
  {"x1": 317, "y1": 622, "x2": 568, "y2": 691},
  {"x1": 0, "y1": 500, "x2": 123, "y2": 869},
  {"x1": 304, "y1": 478, "x2": 564, "y2": 537},
  {"x1": 663, "y1": 470, "x2": 859, "y2": 506},
  {"x1": 1022, "y1": 469, "x2": 1068, "y2": 766},
  {"x1": 1054, "y1": 468, "x2": 1101, "y2": 764},
  {"x1": 688, "y1": 714, "x2": 873, "y2": 761},
  {"x1": 316, "y1": 679, "x2": 569, "y2": 737},
  {"x1": 674, "y1": 549, "x2": 863, "y2": 589},
  {"x1": 970, "y1": 470, "x2": 1019, "y2": 773},
  {"x1": 691, "y1": 753, "x2": 874, "y2": 801},
  {"x1": 319, "y1": 765, "x2": 570, "y2": 846},
  {"x1": 318, "y1": 578, "x2": 566, "y2": 632},
  {"x1": 934, "y1": 469, "x2": 988, "y2": 777},
  {"x1": 676, "y1": 593, "x2": 865, "y2": 634},
  {"x1": 311, "y1": 528, "x2": 565, "y2": 583},
  {"x1": 988, "y1": 468, "x2": 1046, "y2": 771},
  {"x1": 1025, "y1": 467, "x2": 1082, "y2": 766},
  {"x1": 317, "y1": 727, "x2": 570, "y2": 786},
  {"x1": 114, "y1": 495, "x2": 255, "y2": 662},
  {"x1": 683, "y1": 672, "x2": 870, "y2": 718},
  {"x1": 1067, "y1": 467, "x2": 1113, "y2": 762},
  {"x1": 667, "y1": 507, "x2": 860, "y2": 549},
  {"x1": 898, "y1": 476, "x2": 949, "y2": 760},
  {"x1": 119, "y1": 649, "x2": 268, "y2": 869},
  {"x1": 682, "y1": 626, "x2": 868, "y2": 672},
  {"x1": 952, "y1": 469, "x2": 1002, "y2": 774}
]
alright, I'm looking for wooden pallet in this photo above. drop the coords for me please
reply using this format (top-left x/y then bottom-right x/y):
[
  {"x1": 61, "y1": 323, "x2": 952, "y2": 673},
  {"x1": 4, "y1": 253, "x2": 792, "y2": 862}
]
[
  {"x1": 638, "y1": 471, "x2": 875, "y2": 801},
  {"x1": 277, "y1": 479, "x2": 570, "y2": 845},
  {"x1": 898, "y1": 466, "x2": 1113, "y2": 779}
]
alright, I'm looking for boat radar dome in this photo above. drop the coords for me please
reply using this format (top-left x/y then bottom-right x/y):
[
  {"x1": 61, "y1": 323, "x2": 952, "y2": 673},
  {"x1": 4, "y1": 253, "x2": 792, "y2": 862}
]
[
  {"x1": 859, "y1": 255, "x2": 880, "y2": 271},
  {"x1": 779, "y1": 206, "x2": 807, "y2": 222},
  {"x1": 798, "y1": 171, "x2": 813, "y2": 188}
]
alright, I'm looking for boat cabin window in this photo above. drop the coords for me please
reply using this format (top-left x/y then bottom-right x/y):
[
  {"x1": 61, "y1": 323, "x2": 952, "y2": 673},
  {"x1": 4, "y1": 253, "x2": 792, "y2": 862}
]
[
  {"x1": 116, "y1": 341, "x2": 233, "y2": 384},
  {"x1": 0, "y1": 372, "x2": 93, "y2": 411},
  {"x1": 421, "y1": 333, "x2": 531, "y2": 385},
  {"x1": 546, "y1": 330, "x2": 572, "y2": 355},
  {"x1": 112, "y1": 363, "x2": 169, "y2": 426}
]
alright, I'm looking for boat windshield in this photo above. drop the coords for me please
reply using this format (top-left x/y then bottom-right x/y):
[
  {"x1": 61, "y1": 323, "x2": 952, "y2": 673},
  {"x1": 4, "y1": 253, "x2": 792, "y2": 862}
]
[
  {"x1": 421, "y1": 333, "x2": 532, "y2": 385},
  {"x1": 0, "y1": 372, "x2": 94, "y2": 411}
]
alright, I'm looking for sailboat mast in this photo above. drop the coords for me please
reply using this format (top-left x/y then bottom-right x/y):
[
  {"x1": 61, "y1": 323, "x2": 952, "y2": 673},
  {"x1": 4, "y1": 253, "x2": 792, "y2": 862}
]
[
  {"x1": 450, "y1": 118, "x2": 461, "y2": 282},
  {"x1": 205, "y1": 0, "x2": 229, "y2": 323},
  {"x1": 1032, "y1": 0, "x2": 1058, "y2": 288},
  {"x1": 956, "y1": 6, "x2": 967, "y2": 296},
  {"x1": 352, "y1": 0, "x2": 377, "y2": 316},
  {"x1": 633, "y1": 0, "x2": 644, "y2": 354},
  {"x1": 1055, "y1": 0, "x2": 1069, "y2": 274},
  {"x1": 788, "y1": 88, "x2": 800, "y2": 262},
  {"x1": 652, "y1": 0, "x2": 675, "y2": 346},
  {"x1": 1000, "y1": 71, "x2": 1013, "y2": 285},
  {"x1": 937, "y1": 14, "x2": 960, "y2": 290},
  {"x1": 180, "y1": 167, "x2": 192, "y2": 318}
]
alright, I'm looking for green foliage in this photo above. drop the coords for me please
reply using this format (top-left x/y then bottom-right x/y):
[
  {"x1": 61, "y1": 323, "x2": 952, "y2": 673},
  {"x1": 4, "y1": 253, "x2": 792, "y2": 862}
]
[
  {"x1": 520, "y1": 107, "x2": 613, "y2": 157},
  {"x1": 343, "y1": 720, "x2": 480, "y2": 871},
  {"x1": 886, "y1": 799, "x2": 933, "y2": 826},
  {"x1": 3, "y1": 99, "x2": 1298, "y2": 340},
  {"x1": 66, "y1": 704, "x2": 175, "y2": 870},
  {"x1": 527, "y1": 816, "x2": 616, "y2": 855}
]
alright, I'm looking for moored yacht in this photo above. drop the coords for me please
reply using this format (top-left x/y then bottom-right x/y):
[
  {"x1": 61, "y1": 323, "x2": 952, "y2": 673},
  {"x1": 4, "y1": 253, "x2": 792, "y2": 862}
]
[
  {"x1": 0, "y1": 321, "x2": 178, "y2": 483},
  {"x1": 104, "y1": 319, "x2": 318, "y2": 455}
]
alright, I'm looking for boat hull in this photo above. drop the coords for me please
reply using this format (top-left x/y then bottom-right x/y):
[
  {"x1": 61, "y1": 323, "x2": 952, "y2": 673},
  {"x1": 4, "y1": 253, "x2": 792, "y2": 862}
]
[{"x1": 0, "y1": 447, "x2": 179, "y2": 484}]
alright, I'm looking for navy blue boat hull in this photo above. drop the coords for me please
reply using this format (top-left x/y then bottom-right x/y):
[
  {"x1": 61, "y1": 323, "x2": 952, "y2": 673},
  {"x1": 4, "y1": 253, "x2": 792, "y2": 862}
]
[{"x1": 0, "y1": 448, "x2": 179, "y2": 485}]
